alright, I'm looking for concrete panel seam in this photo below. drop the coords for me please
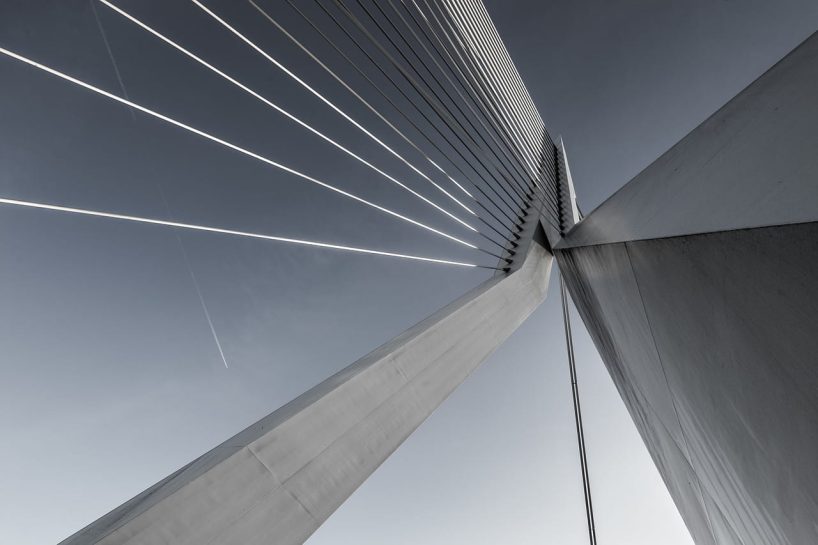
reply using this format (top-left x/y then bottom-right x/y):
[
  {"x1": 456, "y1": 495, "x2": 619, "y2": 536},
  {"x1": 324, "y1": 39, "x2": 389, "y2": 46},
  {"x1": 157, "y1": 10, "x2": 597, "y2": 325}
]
[{"x1": 624, "y1": 242, "x2": 722, "y2": 544}]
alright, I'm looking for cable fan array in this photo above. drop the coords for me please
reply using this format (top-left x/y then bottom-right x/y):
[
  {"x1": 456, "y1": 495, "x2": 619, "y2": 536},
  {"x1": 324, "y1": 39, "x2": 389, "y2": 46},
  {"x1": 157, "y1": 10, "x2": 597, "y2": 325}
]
[{"x1": 0, "y1": 0, "x2": 562, "y2": 270}]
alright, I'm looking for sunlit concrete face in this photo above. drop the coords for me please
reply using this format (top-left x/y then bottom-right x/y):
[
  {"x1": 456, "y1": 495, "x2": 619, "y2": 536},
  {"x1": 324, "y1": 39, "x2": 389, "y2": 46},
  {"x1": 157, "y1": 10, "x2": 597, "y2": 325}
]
[
  {"x1": 558, "y1": 31, "x2": 818, "y2": 249},
  {"x1": 58, "y1": 216, "x2": 552, "y2": 545},
  {"x1": 557, "y1": 31, "x2": 818, "y2": 545}
]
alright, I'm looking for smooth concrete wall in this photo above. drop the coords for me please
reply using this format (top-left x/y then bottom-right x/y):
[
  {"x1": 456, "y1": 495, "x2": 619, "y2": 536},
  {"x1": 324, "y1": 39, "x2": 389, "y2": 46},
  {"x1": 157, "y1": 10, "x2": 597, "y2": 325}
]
[
  {"x1": 559, "y1": 31, "x2": 818, "y2": 249},
  {"x1": 557, "y1": 28, "x2": 818, "y2": 544},
  {"x1": 558, "y1": 221, "x2": 818, "y2": 545},
  {"x1": 59, "y1": 233, "x2": 552, "y2": 545}
]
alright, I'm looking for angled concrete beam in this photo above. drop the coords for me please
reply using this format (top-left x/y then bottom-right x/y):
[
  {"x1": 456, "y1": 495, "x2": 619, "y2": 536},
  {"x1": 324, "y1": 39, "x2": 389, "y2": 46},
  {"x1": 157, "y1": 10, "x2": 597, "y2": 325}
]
[
  {"x1": 556, "y1": 31, "x2": 818, "y2": 545},
  {"x1": 60, "y1": 221, "x2": 552, "y2": 545}
]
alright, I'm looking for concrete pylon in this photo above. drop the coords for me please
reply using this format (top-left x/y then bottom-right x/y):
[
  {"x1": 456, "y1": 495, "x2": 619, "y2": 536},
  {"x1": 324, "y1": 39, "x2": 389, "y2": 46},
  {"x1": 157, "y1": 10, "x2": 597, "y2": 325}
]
[
  {"x1": 556, "y1": 31, "x2": 818, "y2": 545},
  {"x1": 59, "y1": 210, "x2": 553, "y2": 544}
]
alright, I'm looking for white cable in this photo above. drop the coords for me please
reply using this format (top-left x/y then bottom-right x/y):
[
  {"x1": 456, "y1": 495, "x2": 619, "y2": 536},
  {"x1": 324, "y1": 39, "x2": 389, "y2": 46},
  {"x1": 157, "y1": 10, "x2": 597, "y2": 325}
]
[
  {"x1": 464, "y1": 0, "x2": 546, "y2": 144},
  {"x1": 470, "y1": 0, "x2": 545, "y2": 131},
  {"x1": 442, "y1": 0, "x2": 542, "y2": 174},
  {"x1": 0, "y1": 196, "x2": 479, "y2": 267},
  {"x1": 190, "y1": 0, "x2": 477, "y2": 216},
  {"x1": 386, "y1": 0, "x2": 533, "y2": 192},
  {"x1": 248, "y1": 0, "x2": 475, "y2": 202},
  {"x1": 98, "y1": 0, "x2": 475, "y2": 233},
  {"x1": 411, "y1": 0, "x2": 536, "y2": 179},
  {"x1": 0, "y1": 45, "x2": 476, "y2": 249},
  {"x1": 426, "y1": 0, "x2": 540, "y2": 178}
]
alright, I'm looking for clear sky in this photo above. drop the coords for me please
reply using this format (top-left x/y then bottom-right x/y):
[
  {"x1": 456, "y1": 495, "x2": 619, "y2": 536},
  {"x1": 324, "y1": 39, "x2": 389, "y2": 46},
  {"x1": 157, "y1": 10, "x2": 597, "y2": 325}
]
[{"x1": 1, "y1": 1, "x2": 817, "y2": 544}]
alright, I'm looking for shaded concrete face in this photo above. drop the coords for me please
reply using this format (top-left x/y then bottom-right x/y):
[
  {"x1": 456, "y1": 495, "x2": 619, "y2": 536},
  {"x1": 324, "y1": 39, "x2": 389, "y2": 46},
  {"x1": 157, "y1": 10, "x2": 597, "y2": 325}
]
[
  {"x1": 59, "y1": 230, "x2": 552, "y2": 545},
  {"x1": 556, "y1": 28, "x2": 818, "y2": 545},
  {"x1": 559, "y1": 31, "x2": 818, "y2": 248},
  {"x1": 559, "y1": 222, "x2": 818, "y2": 545}
]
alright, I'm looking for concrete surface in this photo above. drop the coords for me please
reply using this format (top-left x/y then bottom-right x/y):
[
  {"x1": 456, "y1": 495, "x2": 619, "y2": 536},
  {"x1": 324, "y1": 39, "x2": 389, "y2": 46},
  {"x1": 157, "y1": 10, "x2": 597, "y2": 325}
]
[
  {"x1": 556, "y1": 29, "x2": 818, "y2": 545},
  {"x1": 558, "y1": 221, "x2": 818, "y2": 545},
  {"x1": 58, "y1": 222, "x2": 553, "y2": 545},
  {"x1": 559, "y1": 30, "x2": 818, "y2": 249}
]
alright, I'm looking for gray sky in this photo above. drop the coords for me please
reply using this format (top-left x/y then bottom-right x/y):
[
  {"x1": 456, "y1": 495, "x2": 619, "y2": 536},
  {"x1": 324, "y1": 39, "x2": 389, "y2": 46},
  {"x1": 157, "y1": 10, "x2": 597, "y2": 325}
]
[{"x1": 1, "y1": 1, "x2": 817, "y2": 544}]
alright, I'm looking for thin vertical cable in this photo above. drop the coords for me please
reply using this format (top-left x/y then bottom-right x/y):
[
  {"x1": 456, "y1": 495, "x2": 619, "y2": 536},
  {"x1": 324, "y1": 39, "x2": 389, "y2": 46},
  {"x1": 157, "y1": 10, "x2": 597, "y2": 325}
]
[{"x1": 560, "y1": 274, "x2": 598, "y2": 545}]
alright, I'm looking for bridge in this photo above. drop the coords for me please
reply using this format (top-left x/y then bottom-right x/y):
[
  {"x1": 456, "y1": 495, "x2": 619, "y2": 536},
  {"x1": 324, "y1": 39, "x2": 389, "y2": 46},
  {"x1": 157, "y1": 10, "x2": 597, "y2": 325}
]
[{"x1": 1, "y1": 1, "x2": 817, "y2": 544}]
